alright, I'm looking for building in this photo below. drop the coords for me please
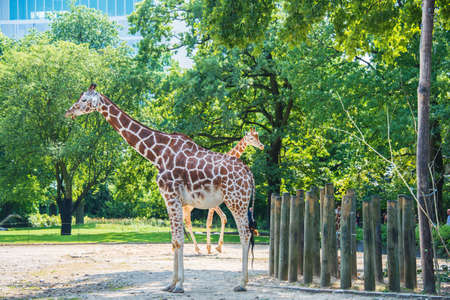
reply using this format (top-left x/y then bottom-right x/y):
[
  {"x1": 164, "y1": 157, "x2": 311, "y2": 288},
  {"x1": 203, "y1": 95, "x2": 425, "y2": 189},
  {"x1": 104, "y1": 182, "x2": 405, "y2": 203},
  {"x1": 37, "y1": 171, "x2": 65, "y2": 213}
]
[{"x1": 0, "y1": 0, "x2": 141, "y2": 45}]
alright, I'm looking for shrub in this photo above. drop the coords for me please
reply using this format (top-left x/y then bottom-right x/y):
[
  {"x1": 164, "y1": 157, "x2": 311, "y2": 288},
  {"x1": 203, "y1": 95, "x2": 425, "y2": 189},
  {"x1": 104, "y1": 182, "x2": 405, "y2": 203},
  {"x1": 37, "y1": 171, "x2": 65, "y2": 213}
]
[{"x1": 28, "y1": 213, "x2": 69, "y2": 227}]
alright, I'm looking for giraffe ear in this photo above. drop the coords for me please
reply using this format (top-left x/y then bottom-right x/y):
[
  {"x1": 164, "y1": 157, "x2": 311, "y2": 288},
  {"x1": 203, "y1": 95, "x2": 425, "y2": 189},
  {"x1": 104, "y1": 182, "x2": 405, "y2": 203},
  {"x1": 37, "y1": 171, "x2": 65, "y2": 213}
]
[{"x1": 89, "y1": 83, "x2": 97, "y2": 90}]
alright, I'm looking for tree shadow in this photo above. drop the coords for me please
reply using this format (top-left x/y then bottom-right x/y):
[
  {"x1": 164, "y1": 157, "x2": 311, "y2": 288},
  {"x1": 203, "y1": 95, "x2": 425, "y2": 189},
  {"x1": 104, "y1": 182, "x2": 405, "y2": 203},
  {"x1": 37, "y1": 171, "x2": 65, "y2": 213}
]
[{"x1": 11, "y1": 269, "x2": 266, "y2": 299}]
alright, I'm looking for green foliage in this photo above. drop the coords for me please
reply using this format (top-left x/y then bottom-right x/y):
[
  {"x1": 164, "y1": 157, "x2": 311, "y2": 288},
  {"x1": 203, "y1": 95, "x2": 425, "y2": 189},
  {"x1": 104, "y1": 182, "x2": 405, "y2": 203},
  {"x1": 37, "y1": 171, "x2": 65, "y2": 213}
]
[
  {"x1": 203, "y1": 0, "x2": 274, "y2": 47},
  {"x1": 49, "y1": 3, "x2": 119, "y2": 49},
  {"x1": 0, "y1": 32, "x2": 14, "y2": 57},
  {"x1": 28, "y1": 213, "x2": 69, "y2": 227},
  {"x1": 432, "y1": 225, "x2": 450, "y2": 258}
]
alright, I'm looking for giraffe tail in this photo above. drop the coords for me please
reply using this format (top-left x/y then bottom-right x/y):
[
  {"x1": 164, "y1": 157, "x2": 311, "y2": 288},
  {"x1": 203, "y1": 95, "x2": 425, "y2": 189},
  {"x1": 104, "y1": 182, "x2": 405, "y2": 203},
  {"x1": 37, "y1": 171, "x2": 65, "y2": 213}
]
[
  {"x1": 183, "y1": 225, "x2": 191, "y2": 241},
  {"x1": 249, "y1": 171, "x2": 257, "y2": 269}
]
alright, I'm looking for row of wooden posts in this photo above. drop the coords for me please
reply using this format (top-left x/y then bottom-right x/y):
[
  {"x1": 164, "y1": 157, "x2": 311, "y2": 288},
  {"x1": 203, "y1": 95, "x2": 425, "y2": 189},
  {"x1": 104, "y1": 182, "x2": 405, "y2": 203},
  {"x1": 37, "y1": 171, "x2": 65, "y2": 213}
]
[{"x1": 269, "y1": 183, "x2": 417, "y2": 292}]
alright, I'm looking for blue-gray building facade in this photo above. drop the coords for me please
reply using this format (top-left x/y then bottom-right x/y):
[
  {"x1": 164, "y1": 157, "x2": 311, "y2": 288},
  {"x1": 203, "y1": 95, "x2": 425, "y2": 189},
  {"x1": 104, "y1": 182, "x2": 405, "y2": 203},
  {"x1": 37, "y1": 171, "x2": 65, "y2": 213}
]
[{"x1": 0, "y1": 0, "x2": 140, "y2": 44}]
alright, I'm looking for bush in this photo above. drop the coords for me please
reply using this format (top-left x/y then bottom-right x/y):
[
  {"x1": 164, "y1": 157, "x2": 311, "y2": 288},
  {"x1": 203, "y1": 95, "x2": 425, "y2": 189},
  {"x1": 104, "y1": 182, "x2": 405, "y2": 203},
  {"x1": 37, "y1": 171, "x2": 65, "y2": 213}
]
[
  {"x1": 432, "y1": 224, "x2": 450, "y2": 258},
  {"x1": 28, "y1": 213, "x2": 66, "y2": 227}
]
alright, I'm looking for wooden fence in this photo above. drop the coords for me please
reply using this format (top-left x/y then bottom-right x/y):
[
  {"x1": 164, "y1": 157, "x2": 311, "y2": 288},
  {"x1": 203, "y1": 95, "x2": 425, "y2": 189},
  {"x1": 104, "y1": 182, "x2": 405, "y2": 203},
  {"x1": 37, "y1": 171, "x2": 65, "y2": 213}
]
[{"x1": 268, "y1": 184, "x2": 417, "y2": 292}]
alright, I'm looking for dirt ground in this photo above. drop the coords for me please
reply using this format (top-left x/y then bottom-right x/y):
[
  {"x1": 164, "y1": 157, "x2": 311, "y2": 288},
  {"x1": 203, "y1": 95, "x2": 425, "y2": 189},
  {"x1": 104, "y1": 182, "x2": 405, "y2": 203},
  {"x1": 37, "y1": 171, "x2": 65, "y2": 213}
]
[{"x1": 0, "y1": 243, "x2": 447, "y2": 299}]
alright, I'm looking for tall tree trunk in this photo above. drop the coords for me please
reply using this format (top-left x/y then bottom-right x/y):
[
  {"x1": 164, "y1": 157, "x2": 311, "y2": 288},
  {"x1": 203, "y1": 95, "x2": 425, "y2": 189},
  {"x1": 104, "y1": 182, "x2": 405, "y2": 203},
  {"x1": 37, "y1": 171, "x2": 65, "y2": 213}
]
[
  {"x1": 416, "y1": 0, "x2": 436, "y2": 293},
  {"x1": 75, "y1": 200, "x2": 85, "y2": 225},
  {"x1": 58, "y1": 162, "x2": 73, "y2": 236},
  {"x1": 60, "y1": 195, "x2": 73, "y2": 235},
  {"x1": 267, "y1": 136, "x2": 282, "y2": 219}
]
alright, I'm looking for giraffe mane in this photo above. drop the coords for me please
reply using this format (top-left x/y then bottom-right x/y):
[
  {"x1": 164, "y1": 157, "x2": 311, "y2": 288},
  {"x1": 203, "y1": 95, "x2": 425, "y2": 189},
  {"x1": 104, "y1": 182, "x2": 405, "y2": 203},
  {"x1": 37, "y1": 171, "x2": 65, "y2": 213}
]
[{"x1": 101, "y1": 94, "x2": 202, "y2": 146}]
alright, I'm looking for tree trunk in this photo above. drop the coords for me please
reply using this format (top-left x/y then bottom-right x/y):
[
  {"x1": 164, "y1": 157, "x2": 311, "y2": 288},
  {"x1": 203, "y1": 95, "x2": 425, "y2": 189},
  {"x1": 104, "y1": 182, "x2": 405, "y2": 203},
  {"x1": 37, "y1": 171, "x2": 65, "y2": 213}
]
[
  {"x1": 58, "y1": 162, "x2": 73, "y2": 236},
  {"x1": 266, "y1": 136, "x2": 282, "y2": 218},
  {"x1": 416, "y1": 0, "x2": 436, "y2": 293},
  {"x1": 75, "y1": 199, "x2": 85, "y2": 225},
  {"x1": 60, "y1": 196, "x2": 73, "y2": 235}
]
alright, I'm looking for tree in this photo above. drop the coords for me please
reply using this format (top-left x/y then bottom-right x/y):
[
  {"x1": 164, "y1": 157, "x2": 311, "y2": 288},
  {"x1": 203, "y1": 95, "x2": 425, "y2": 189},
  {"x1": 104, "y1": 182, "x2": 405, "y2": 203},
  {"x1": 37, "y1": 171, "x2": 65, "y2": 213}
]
[
  {"x1": 0, "y1": 39, "x2": 144, "y2": 235},
  {"x1": 48, "y1": 3, "x2": 119, "y2": 50},
  {"x1": 129, "y1": 1, "x2": 419, "y2": 223},
  {"x1": 416, "y1": 0, "x2": 436, "y2": 293},
  {"x1": 200, "y1": 0, "x2": 449, "y2": 292}
]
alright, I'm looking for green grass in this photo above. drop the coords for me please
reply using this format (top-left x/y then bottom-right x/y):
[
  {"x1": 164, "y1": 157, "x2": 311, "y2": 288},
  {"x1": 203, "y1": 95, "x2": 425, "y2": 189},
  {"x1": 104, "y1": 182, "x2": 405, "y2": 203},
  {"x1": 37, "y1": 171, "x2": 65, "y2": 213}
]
[{"x1": 0, "y1": 223, "x2": 269, "y2": 244}]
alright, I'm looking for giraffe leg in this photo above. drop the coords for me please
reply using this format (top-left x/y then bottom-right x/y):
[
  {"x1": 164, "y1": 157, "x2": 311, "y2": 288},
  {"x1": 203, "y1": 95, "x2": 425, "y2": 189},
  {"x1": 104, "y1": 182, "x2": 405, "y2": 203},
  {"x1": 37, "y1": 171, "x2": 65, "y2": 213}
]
[
  {"x1": 227, "y1": 209, "x2": 251, "y2": 292},
  {"x1": 214, "y1": 207, "x2": 227, "y2": 253},
  {"x1": 206, "y1": 208, "x2": 215, "y2": 254},
  {"x1": 183, "y1": 206, "x2": 200, "y2": 254},
  {"x1": 162, "y1": 199, "x2": 185, "y2": 293}
]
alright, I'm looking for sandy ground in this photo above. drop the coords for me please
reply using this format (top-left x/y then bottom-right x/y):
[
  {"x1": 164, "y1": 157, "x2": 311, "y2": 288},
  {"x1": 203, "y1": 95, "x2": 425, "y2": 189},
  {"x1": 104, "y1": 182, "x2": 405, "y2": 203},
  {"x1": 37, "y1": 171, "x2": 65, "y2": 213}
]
[{"x1": 0, "y1": 243, "x2": 448, "y2": 299}]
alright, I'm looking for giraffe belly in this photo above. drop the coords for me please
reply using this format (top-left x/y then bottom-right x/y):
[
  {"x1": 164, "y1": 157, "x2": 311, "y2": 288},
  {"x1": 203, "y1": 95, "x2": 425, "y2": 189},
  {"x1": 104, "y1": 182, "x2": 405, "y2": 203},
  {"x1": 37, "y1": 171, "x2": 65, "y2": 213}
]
[{"x1": 180, "y1": 186, "x2": 224, "y2": 209}]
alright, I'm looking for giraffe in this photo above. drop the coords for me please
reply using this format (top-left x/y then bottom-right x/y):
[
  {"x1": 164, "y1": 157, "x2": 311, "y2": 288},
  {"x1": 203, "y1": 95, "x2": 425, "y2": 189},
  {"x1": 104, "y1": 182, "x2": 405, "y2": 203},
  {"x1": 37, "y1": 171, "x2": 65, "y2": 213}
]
[
  {"x1": 183, "y1": 129, "x2": 264, "y2": 254},
  {"x1": 65, "y1": 84, "x2": 255, "y2": 293}
]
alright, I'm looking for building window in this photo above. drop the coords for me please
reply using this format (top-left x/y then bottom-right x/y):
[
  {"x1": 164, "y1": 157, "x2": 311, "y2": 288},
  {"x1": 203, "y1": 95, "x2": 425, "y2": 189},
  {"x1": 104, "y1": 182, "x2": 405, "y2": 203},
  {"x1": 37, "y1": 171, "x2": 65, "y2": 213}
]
[
  {"x1": 117, "y1": 0, "x2": 124, "y2": 16},
  {"x1": 89, "y1": 0, "x2": 98, "y2": 9},
  {"x1": 36, "y1": 0, "x2": 44, "y2": 12},
  {"x1": 126, "y1": 0, "x2": 134, "y2": 15},
  {"x1": 27, "y1": 0, "x2": 36, "y2": 18},
  {"x1": 19, "y1": 0, "x2": 27, "y2": 19},
  {"x1": 10, "y1": 0, "x2": 18, "y2": 20},
  {"x1": 54, "y1": 0, "x2": 64, "y2": 10},
  {"x1": 108, "y1": 0, "x2": 115, "y2": 16},
  {"x1": 99, "y1": 0, "x2": 107, "y2": 13},
  {"x1": 45, "y1": 0, "x2": 53, "y2": 11}
]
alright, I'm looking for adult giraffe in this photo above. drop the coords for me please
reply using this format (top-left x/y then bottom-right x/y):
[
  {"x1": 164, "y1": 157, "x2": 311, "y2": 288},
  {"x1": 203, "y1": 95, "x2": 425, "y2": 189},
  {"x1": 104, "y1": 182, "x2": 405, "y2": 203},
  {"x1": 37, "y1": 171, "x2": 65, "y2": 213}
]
[
  {"x1": 183, "y1": 129, "x2": 264, "y2": 254},
  {"x1": 65, "y1": 84, "x2": 255, "y2": 293}
]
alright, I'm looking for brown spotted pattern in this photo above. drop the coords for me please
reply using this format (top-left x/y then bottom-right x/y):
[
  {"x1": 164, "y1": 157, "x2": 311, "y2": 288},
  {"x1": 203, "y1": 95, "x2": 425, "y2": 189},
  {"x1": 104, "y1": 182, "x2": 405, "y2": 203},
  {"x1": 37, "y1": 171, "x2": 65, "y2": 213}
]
[
  {"x1": 184, "y1": 129, "x2": 264, "y2": 254},
  {"x1": 65, "y1": 85, "x2": 256, "y2": 292}
]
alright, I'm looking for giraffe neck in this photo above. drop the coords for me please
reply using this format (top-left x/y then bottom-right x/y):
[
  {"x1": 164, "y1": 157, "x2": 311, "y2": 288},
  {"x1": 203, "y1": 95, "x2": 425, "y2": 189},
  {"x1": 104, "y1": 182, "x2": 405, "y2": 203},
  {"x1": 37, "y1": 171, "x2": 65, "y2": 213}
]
[
  {"x1": 227, "y1": 138, "x2": 248, "y2": 158},
  {"x1": 97, "y1": 95, "x2": 172, "y2": 170}
]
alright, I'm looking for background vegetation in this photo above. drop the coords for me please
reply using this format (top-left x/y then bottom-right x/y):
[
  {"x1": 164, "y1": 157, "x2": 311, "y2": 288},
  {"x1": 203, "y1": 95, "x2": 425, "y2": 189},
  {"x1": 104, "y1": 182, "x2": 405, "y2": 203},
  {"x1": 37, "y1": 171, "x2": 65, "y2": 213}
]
[{"x1": 0, "y1": 2, "x2": 448, "y2": 242}]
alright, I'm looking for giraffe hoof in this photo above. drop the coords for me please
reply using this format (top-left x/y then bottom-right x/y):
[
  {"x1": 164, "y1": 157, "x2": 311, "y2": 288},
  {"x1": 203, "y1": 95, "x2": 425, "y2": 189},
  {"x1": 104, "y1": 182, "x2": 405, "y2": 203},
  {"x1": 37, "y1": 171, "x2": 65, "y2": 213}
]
[
  {"x1": 172, "y1": 287, "x2": 184, "y2": 293},
  {"x1": 216, "y1": 246, "x2": 222, "y2": 253},
  {"x1": 233, "y1": 286, "x2": 247, "y2": 292},
  {"x1": 162, "y1": 284, "x2": 175, "y2": 292}
]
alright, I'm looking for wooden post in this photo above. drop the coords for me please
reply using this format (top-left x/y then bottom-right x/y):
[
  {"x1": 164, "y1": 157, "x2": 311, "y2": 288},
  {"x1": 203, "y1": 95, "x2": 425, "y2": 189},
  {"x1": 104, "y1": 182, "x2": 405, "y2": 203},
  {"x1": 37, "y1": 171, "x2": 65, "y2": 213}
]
[
  {"x1": 312, "y1": 187, "x2": 321, "y2": 277},
  {"x1": 297, "y1": 189, "x2": 305, "y2": 276},
  {"x1": 340, "y1": 190, "x2": 352, "y2": 289},
  {"x1": 303, "y1": 189, "x2": 314, "y2": 284},
  {"x1": 269, "y1": 193, "x2": 276, "y2": 276},
  {"x1": 320, "y1": 188, "x2": 325, "y2": 230},
  {"x1": 363, "y1": 198, "x2": 375, "y2": 291},
  {"x1": 289, "y1": 194, "x2": 301, "y2": 282},
  {"x1": 349, "y1": 189, "x2": 357, "y2": 279},
  {"x1": 320, "y1": 183, "x2": 334, "y2": 287},
  {"x1": 387, "y1": 199, "x2": 400, "y2": 292},
  {"x1": 274, "y1": 195, "x2": 281, "y2": 277},
  {"x1": 278, "y1": 193, "x2": 290, "y2": 281},
  {"x1": 328, "y1": 184, "x2": 338, "y2": 278},
  {"x1": 371, "y1": 194, "x2": 383, "y2": 283},
  {"x1": 398, "y1": 195, "x2": 405, "y2": 283},
  {"x1": 401, "y1": 195, "x2": 417, "y2": 289}
]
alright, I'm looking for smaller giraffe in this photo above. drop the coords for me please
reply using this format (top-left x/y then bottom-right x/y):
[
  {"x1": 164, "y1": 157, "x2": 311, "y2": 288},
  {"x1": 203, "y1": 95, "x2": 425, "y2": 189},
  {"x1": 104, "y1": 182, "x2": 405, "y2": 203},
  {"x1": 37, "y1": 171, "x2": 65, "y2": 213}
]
[{"x1": 183, "y1": 129, "x2": 264, "y2": 254}]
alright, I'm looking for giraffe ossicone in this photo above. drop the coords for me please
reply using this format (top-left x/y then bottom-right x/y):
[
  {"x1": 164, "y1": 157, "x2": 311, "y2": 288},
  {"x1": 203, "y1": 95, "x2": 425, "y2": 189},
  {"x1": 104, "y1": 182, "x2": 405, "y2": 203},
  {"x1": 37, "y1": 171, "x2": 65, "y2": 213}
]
[
  {"x1": 184, "y1": 129, "x2": 264, "y2": 254},
  {"x1": 65, "y1": 85, "x2": 256, "y2": 293}
]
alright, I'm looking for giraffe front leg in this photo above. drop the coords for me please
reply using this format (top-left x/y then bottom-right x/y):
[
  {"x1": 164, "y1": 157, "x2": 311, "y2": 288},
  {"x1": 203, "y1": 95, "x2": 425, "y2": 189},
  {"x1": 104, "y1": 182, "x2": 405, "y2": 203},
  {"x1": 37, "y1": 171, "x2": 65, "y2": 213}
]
[
  {"x1": 183, "y1": 206, "x2": 200, "y2": 254},
  {"x1": 162, "y1": 198, "x2": 185, "y2": 293},
  {"x1": 230, "y1": 211, "x2": 251, "y2": 292},
  {"x1": 206, "y1": 208, "x2": 215, "y2": 254},
  {"x1": 214, "y1": 207, "x2": 227, "y2": 253}
]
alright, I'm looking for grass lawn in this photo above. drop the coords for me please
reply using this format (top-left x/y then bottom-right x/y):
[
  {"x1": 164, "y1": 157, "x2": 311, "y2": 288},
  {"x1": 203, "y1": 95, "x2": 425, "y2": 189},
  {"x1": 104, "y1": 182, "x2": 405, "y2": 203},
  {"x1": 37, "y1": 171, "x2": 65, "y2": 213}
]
[{"x1": 0, "y1": 223, "x2": 269, "y2": 244}]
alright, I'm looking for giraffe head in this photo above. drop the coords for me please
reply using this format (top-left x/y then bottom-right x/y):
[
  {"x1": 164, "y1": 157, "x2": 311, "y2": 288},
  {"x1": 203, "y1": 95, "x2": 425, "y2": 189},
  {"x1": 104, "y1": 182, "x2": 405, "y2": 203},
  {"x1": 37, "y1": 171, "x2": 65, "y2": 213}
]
[
  {"x1": 245, "y1": 128, "x2": 264, "y2": 150},
  {"x1": 65, "y1": 84, "x2": 103, "y2": 119}
]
